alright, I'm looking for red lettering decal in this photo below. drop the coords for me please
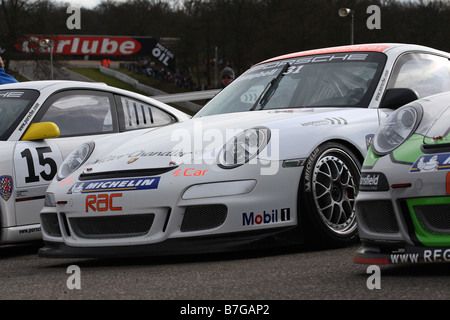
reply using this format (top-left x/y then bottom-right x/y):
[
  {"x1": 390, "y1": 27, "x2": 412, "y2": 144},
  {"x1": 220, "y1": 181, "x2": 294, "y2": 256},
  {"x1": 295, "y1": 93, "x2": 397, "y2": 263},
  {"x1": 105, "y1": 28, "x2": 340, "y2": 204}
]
[
  {"x1": 85, "y1": 194, "x2": 123, "y2": 212},
  {"x1": 86, "y1": 195, "x2": 96, "y2": 212},
  {"x1": 59, "y1": 177, "x2": 74, "y2": 185},
  {"x1": 97, "y1": 194, "x2": 108, "y2": 211},
  {"x1": 110, "y1": 193, "x2": 122, "y2": 211},
  {"x1": 173, "y1": 168, "x2": 207, "y2": 177}
]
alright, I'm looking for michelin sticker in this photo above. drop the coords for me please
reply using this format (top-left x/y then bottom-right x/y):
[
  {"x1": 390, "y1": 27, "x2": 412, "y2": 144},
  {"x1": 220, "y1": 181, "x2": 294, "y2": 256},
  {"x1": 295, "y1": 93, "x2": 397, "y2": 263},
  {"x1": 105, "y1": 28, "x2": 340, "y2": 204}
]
[
  {"x1": 410, "y1": 153, "x2": 450, "y2": 173},
  {"x1": 68, "y1": 177, "x2": 161, "y2": 194}
]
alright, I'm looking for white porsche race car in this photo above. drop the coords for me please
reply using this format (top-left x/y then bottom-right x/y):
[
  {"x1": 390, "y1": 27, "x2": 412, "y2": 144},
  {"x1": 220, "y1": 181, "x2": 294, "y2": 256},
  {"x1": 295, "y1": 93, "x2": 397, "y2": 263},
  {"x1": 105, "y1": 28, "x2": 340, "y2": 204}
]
[
  {"x1": 38, "y1": 44, "x2": 450, "y2": 258},
  {"x1": 0, "y1": 80, "x2": 189, "y2": 245}
]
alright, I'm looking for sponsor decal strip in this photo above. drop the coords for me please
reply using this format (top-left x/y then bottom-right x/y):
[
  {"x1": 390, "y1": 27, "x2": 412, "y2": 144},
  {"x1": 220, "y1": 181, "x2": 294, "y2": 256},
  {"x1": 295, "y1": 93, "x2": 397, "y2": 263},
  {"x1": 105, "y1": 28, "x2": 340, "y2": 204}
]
[
  {"x1": 68, "y1": 177, "x2": 160, "y2": 194},
  {"x1": 410, "y1": 153, "x2": 450, "y2": 173},
  {"x1": 390, "y1": 249, "x2": 450, "y2": 264},
  {"x1": 357, "y1": 248, "x2": 450, "y2": 264},
  {"x1": 261, "y1": 45, "x2": 390, "y2": 64},
  {"x1": 300, "y1": 117, "x2": 348, "y2": 127},
  {"x1": 359, "y1": 172, "x2": 389, "y2": 191},
  {"x1": 242, "y1": 208, "x2": 291, "y2": 226}
]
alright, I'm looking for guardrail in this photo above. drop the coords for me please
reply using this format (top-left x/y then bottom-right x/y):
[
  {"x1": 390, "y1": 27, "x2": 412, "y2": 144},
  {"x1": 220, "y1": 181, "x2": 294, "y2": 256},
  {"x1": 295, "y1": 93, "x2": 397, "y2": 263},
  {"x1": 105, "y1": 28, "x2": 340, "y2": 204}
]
[
  {"x1": 99, "y1": 66, "x2": 219, "y2": 113},
  {"x1": 152, "y1": 89, "x2": 220, "y2": 103}
]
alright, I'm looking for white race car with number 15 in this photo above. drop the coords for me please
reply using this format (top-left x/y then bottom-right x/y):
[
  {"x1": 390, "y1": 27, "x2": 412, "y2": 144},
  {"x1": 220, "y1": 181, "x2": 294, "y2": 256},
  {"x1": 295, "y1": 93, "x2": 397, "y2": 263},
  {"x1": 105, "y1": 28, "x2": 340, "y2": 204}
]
[{"x1": 0, "y1": 80, "x2": 189, "y2": 245}]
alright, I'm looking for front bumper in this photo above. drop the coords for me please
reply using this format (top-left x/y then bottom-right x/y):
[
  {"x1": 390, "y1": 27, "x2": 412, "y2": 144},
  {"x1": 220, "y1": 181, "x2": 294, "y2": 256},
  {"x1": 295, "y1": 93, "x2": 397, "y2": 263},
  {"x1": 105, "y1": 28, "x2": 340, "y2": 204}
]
[
  {"x1": 354, "y1": 243, "x2": 450, "y2": 264},
  {"x1": 39, "y1": 161, "x2": 304, "y2": 257},
  {"x1": 38, "y1": 226, "x2": 301, "y2": 258},
  {"x1": 354, "y1": 154, "x2": 450, "y2": 264}
]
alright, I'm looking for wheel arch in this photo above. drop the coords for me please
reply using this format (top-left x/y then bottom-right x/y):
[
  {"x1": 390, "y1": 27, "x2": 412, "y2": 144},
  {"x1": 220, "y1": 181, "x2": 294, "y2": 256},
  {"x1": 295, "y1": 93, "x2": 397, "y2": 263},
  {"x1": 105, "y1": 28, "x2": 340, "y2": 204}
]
[
  {"x1": 296, "y1": 138, "x2": 363, "y2": 248},
  {"x1": 320, "y1": 138, "x2": 365, "y2": 165},
  {"x1": 296, "y1": 137, "x2": 364, "y2": 201}
]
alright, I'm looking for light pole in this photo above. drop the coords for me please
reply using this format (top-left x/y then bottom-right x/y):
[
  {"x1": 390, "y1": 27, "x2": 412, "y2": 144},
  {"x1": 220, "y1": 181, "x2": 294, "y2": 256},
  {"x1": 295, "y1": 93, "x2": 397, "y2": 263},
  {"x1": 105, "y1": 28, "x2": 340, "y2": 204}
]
[
  {"x1": 338, "y1": 8, "x2": 354, "y2": 45},
  {"x1": 39, "y1": 38, "x2": 54, "y2": 80}
]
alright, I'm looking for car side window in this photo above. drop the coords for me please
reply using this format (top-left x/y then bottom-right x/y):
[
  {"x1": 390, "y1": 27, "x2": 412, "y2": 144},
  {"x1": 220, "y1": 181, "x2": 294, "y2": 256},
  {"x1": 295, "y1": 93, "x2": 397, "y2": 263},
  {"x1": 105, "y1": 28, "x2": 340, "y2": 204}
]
[
  {"x1": 39, "y1": 92, "x2": 116, "y2": 137},
  {"x1": 118, "y1": 96, "x2": 175, "y2": 131},
  {"x1": 389, "y1": 53, "x2": 450, "y2": 98}
]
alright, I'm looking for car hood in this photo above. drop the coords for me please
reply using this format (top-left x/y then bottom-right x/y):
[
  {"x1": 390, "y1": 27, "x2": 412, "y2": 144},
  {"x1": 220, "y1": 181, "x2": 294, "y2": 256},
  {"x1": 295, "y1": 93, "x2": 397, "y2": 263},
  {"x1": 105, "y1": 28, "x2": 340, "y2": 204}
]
[{"x1": 83, "y1": 107, "x2": 366, "y2": 173}]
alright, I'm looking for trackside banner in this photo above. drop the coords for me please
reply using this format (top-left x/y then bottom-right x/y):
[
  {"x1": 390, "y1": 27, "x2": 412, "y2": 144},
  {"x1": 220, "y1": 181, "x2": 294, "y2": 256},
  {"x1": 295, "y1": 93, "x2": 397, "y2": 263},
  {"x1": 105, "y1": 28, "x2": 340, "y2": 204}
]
[{"x1": 14, "y1": 35, "x2": 175, "y2": 70}]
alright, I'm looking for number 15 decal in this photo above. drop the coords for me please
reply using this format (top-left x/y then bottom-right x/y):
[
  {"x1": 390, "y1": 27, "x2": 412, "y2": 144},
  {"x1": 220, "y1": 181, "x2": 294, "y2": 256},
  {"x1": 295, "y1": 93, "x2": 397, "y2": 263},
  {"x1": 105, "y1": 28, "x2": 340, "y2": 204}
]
[{"x1": 14, "y1": 142, "x2": 64, "y2": 188}]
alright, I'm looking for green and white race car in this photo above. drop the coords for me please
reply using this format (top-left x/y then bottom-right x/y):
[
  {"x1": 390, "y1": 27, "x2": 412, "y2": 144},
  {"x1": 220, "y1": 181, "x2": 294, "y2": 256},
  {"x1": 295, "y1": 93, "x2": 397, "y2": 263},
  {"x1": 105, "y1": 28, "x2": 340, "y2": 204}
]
[{"x1": 354, "y1": 91, "x2": 450, "y2": 264}]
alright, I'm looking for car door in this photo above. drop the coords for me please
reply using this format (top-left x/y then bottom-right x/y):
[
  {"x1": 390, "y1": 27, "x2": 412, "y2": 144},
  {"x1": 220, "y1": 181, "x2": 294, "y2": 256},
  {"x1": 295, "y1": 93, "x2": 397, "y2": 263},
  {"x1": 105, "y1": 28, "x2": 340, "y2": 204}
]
[{"x1": 13, "y1": 90, "x2": 118, "y2": 225}]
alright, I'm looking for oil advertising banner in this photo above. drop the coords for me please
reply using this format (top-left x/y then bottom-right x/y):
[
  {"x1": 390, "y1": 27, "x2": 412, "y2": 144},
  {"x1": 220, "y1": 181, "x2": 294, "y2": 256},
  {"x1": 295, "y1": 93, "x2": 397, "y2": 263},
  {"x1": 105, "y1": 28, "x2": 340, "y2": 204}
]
[{"x1": 14, "y1": 35, "x2": 175, "y2": 70}]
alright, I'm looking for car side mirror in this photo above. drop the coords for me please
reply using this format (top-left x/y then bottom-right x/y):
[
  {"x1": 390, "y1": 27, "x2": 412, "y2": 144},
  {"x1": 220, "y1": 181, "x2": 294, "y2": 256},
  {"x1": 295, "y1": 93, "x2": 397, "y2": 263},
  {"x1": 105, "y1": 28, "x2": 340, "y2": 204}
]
[
  {"x1": 21, "y1": 122, "x2": 60, "y2": 141},
  {"x1": 379, "y1": 88, "x2": 419, "y2": 110}
]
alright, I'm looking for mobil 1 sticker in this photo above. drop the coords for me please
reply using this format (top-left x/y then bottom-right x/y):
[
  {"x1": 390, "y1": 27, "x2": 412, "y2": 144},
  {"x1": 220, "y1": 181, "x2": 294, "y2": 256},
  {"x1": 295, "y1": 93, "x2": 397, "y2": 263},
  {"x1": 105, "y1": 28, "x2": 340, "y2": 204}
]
[{"x1": 14, "y1": 141, "x2": 63, "y2": 188}]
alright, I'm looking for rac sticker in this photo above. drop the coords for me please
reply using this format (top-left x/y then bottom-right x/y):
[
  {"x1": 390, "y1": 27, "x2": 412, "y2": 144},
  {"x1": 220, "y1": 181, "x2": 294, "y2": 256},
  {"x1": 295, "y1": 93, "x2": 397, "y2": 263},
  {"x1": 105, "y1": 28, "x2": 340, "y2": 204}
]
[{"x1": 86, "y1": 193, "x2": 122, "y2": 212}]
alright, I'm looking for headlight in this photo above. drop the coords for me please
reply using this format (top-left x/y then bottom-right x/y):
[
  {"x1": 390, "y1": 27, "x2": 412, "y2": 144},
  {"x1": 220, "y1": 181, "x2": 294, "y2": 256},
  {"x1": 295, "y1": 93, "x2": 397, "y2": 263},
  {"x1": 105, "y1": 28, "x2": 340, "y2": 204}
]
[
  {"x1": 43, "y1": 192, "x2": 56, "y2": 207},
  {"x1": 373, "y1": 104, "x2": 422, "y2": 156},
  {"x1": 57, "y1": 142, "x2": 95, "y2": 180},
  {"x1": 218, "y1": 127, "x2": 271, "y2": 168}
]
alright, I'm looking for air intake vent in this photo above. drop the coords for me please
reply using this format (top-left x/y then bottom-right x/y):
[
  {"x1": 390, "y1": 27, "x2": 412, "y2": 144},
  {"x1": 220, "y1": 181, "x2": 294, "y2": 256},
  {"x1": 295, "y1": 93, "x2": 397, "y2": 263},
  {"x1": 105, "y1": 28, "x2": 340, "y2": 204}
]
[
  {"x1": 358, "y1": 200, "x2": 399, "y2": 233},
  {"x1": 414, "y1": 204, "x2": 450, "y2": 235},
  {"x1": 181, "y1": 205, "x2": 227, "y2": 232},
  {"x1": 41, "y1": 212, "x2": 62, "y2": 237},
  {"x1": 70, "y1": 214, "x2": 154, "y2": 239}
]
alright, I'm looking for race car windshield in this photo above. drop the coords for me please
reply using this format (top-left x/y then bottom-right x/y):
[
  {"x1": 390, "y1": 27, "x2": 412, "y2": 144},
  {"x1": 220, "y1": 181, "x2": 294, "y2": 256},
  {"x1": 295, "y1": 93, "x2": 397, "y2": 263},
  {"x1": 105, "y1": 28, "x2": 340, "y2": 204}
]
[
  {"x1": 195, "y1": 52, "x2": 387, "y2": 117},
  {"x1": 0, "y1": 90, "x2": 40, "y2": 140}
]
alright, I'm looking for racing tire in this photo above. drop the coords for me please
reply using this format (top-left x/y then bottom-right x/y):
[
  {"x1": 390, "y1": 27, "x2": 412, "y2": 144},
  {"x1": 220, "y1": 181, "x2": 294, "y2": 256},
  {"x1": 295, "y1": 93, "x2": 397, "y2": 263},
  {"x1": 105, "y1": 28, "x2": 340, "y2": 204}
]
[{"x1": 300, "y1": 142, "x2": 361, "y2": 248}]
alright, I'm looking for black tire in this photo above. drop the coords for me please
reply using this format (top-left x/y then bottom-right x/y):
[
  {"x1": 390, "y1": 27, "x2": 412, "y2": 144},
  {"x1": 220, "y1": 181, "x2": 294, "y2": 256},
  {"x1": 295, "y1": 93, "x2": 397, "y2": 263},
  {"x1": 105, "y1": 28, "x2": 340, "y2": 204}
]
[{"x1": 300, "y1": 142, "x2": 361, "y2": 248}]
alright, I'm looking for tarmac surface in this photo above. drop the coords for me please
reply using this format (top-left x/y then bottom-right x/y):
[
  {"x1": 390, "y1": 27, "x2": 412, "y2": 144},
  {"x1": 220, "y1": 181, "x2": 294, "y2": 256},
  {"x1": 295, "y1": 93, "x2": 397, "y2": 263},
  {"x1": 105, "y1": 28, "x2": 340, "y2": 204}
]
[{"x1": 1, "y1": 242, "x2": 449, "y2": 301}]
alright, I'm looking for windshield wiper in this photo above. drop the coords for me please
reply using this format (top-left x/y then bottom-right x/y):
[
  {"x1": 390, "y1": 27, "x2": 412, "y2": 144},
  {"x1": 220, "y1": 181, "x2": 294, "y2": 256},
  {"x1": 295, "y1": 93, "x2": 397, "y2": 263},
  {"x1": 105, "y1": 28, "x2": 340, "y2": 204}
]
[{"x1": 250, "y1": 63, "x2": 290, "y2": 111}]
